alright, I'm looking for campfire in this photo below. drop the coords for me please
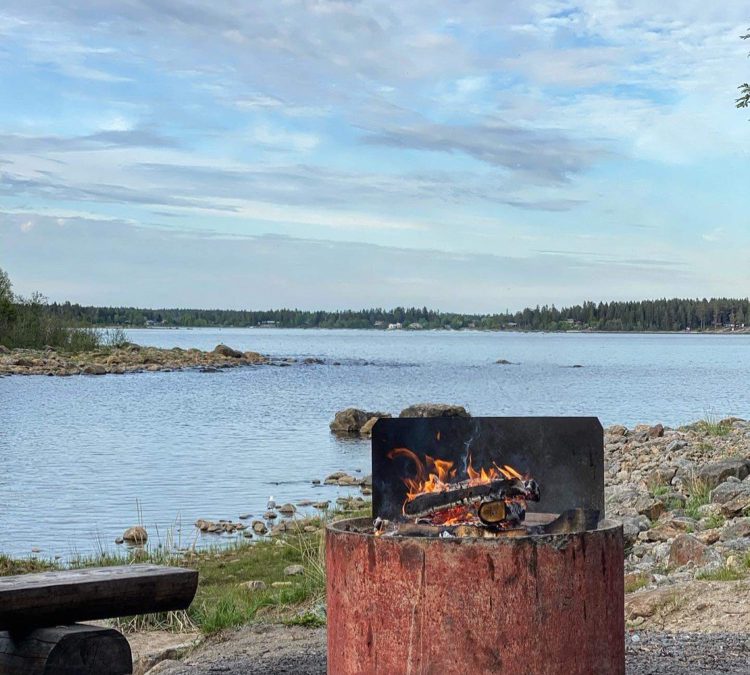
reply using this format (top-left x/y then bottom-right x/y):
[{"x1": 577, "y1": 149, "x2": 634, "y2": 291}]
[
  {"x1": 375, "y1": 447, "x2": 543, "y2": 538},
  {"x1": 327, "y1": 417, "x2": 625, "y2": 674}
]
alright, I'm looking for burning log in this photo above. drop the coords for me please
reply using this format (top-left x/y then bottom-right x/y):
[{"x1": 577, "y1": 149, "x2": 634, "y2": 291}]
[
  {"x1": 477, "y1": 499, "x2": 526, "y2": 526},
  {"x1": 403, "y1": 477, "x2": 539, "y2": 519}
]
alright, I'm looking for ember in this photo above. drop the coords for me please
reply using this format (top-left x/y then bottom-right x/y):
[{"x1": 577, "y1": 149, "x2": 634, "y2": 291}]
[{"x1": 382, "y1": 446, "x2": 540, "y2": 536}]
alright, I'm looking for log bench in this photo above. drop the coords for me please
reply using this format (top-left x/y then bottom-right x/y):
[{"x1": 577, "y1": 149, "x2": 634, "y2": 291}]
[{"x1": 0, "y1": 564, "x2": 198, "y2": 674}]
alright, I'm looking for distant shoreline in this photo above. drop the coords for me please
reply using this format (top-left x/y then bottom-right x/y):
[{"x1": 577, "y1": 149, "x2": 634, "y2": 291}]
[{"x1": 117, "y1": 325, "x2": 750, "y2": 336}]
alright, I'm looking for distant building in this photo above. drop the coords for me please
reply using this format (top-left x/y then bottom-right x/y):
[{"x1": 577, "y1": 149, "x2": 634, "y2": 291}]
[
  {"x1": 387, "y1": 322, "x2": 403, "y2": 330},
  {"x1": 407, "y1": 322, "x2": 422, "y2": 329}
]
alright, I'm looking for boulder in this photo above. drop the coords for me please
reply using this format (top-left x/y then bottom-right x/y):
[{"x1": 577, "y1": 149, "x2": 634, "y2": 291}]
[
  {"x1": 607, "y1": 425, "x2": 628, "y2": 437},
  {"x1": 252, "y1": 521, "x2": 268, "y2": 534},
  {"x1": 635, "y1": 496, "x2": 666, "y2": 521},
  {"x1": 359, "y1": 416, "x2": 381, "y2": 437},
  {"x1": 619, "y1": 515, "x2": 650, "y2": 546},
  {"x1": 122, "y1": 525, "x2": 148, "y2": 544},
  {"x1": 668, "y1": 534, "x2": 711, "y2": 567},
  {"x1": 82, "y1": 364, "x2": 107, "y2": 375},
  {"x1": 278, "y1": 503, "x2": 296, "y2": 515},
  {"x1": 212, "y1": 344, "x2": 243, "y2": 358},
  {"x1": 283, "y1": 564, "x2": 304, "y2": 576},
  {"x1": 330, "y1": 408, "x2": 389, "y2": 435},
  {"x1": 710, "y1": 481, "x2": 750, "y2": 516},
  {"x1": 648, "y1": 424, "x2": 665, "y2": 439},
  {"x1": 666, "y1": 440, "x2": 687, "y2": 453},
  {"x1": 399, "y1": 403, "x2": 470, "y2": 418},
  {"x1": 329, "y1": 408, "x2": 369, "y2": 434},
  {"x1": 720, "y1": 518, "x2": 750, "y2": 541},
  {"x1": 697, "y1": 458, "x2": 750, "y2": 489}
]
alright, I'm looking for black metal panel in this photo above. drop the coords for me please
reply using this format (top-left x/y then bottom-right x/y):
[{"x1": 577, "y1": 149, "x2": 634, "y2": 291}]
[{"x1": 372, "y1": 417, "x2": 603, "y2": 521}]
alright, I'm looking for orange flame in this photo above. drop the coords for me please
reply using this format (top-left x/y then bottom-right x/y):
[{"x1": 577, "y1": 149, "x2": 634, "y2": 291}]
[{"x1": 387, "y1": 448, "x2": 525, "y2": 504}]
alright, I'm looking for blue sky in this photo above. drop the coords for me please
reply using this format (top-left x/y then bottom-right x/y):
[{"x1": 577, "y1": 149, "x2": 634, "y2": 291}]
[{"x1": 1, "y1": 1, "x2": 749, "y2": 311}]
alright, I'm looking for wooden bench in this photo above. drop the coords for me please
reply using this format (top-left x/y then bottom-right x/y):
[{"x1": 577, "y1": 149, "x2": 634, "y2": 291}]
[{"x1": 0, "y1": 564, "x2": 198, "y2": 674}]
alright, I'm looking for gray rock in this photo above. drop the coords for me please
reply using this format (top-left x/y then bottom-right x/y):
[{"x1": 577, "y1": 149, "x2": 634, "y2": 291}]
[
  {"x1": 720, "y1": 518, "x2": 750, "y2": 540},
  {"x1": 635, "y1": 496, "x2": 666, "y2": 521},
  {"x1": 398, "y1": 403, "x2": 470, "y2": 418},
  {"x1": 710, "y1": 481, "x2": 750, "y2": 516},
  {"x1": 241, "y1": 580, "x2": 267, "y2": 591},
  {"x1": 620, "y1": 515, "x2": 651, "y2": 546},
  {"x1": 666, "y1": 440, "x2": 687, "y2": 453},
  {"x1": 697, "y1": 458, "x2": 750, "y2": 489},
  {"x1": 252, "y1": 521, "x2": 268, "y2": 534},
  {"x1": 283, "y1": 564, "x2": 304, "y2": 576}
]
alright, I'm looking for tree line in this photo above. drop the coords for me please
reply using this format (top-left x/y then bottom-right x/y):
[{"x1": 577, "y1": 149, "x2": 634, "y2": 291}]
[{"x1": 44, "y1": 297, "x2": 750, "y2": 332}]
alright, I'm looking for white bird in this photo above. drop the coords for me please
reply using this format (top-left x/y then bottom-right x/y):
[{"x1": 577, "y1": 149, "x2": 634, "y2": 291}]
[{"x1": 267, "y1": 496, "x2": 276, "y2": 510}]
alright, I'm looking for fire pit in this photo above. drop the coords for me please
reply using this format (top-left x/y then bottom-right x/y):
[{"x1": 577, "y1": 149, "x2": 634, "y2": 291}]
[{"x1": 326, "y1": 417, "x2": 625, "y2": 674}]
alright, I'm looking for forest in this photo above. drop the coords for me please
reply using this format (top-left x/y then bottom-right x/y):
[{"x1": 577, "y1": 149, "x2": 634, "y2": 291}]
[{"x1": 44, "y1": 297, "x2": 750, "y2": 332}]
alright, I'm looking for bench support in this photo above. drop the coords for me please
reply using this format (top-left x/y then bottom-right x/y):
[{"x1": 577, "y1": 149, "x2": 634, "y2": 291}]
[{"x1": 0, "y1": 623, "x2": 132, "y2": 674}]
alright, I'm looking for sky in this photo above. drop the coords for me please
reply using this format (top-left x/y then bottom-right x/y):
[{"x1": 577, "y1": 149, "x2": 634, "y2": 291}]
[{"x1": 1, "y1": 1, "x2": 749, "y2": 312}]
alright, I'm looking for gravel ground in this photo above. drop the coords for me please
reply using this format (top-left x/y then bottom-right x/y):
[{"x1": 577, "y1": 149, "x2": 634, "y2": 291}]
[
  {"x1": 155, "y1": 627, "x2": 750, "y2": 674},
  {"x1": 625, "y1": 632, "x2": 750, "y2": 675}
]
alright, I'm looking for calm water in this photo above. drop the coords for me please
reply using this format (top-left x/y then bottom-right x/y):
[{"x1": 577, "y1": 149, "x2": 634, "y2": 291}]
[{"x1": 2, "y1": 329, "x2": 749, "y2": 558}]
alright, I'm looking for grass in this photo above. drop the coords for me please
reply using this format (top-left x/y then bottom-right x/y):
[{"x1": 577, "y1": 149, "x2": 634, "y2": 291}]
[
  {"x1": 695, "y1": 415, "x2": 731, "y2": 438},
  {"x1": 625, "y1": 573, "x2": 650, "y2": 593},
  {"x1": 703, "y1": 513, "x2": 725, "y2": 529},
  {"x1": 1, "y1": 503, "x2": 371, "y2": 636},
  {"x1": 696, "y1": 566, "x2": 746, "y2": 581},
  {"x1": 651, "y1": 484, "x2": 670, "y2": 498},
  {"x1": 684, "y1": 479, "x2": 712, "y2": 519}
]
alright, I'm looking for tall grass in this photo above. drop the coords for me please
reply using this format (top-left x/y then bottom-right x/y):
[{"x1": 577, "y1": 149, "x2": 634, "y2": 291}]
[{"x1": 695, "y1": 413, "x2": 731, "y2": 437}]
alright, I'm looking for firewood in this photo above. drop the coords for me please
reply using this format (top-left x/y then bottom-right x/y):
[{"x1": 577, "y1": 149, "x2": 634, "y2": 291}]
[
  {"x1": 403, "y1": 477, "x2": 538, "y2": 518},
  {"x1": 477, "y1": 500, "x2": 506, "y2": 524}
]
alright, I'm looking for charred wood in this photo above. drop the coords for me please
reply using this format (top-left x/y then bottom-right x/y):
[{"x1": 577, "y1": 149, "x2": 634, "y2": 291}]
[{"x1": 403, "y1": 477, "x2": 537, "y2": 518}]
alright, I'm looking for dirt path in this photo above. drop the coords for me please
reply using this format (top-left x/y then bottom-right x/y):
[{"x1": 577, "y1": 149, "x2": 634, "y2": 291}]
[{"x1": 148, "y1": 624, "x2": 750, "y2": 675}]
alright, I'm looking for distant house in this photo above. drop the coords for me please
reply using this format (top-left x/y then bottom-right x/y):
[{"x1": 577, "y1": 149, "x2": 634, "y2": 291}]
[
  {"x1": 407, "y1": 322, "x2": 422, "y2": 330},
  {"x1": 387, "y1": 322, "x2": 403, "y2": 330},
  {"x1": 374, "y1": 321, "x2": 384, "y2": 327}
]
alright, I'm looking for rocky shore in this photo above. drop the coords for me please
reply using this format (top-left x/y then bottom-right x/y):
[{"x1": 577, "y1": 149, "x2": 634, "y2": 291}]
[
  {"x1": 0, "y1": 343, "x2": 270, "y2": 376},
  {"x1": 604, "y1": 418, "x2": 750, "y2": 628}
]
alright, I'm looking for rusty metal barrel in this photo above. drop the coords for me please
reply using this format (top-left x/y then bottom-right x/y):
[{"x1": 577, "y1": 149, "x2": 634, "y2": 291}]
[{"x1": 326, "y1": 517, "x2": 624, "y2": 675}]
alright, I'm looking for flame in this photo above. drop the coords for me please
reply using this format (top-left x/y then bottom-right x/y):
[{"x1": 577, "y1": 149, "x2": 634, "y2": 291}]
[{"x1": 388, "y1": 448, "x2": 525, "y2": 506}]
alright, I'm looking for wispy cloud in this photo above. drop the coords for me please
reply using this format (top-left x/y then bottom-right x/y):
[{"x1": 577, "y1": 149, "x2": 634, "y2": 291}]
[{"x1": 1, "y1": 1, "x2": 749, "y2": 307}]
